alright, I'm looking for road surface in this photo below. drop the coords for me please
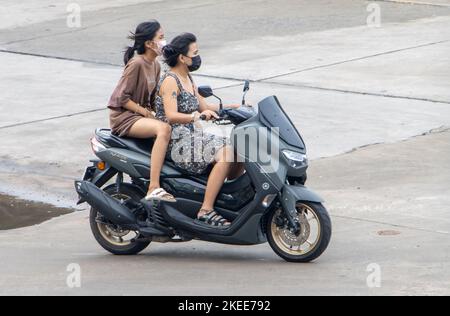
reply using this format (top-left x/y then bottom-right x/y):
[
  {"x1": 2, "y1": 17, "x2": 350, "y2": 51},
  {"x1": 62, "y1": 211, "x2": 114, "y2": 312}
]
[{"x1": 0, "y1": 0, "x2": 449, "y2": 295}]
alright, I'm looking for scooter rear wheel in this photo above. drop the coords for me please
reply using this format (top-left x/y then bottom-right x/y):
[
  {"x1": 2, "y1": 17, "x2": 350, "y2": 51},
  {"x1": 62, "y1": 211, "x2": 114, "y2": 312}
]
[
  {"x1": 267, "y1": 202, "x2": 331, "y2": 263},
  {"x1": 89, "y1": 184, "x2": 150, "y2": 255}
]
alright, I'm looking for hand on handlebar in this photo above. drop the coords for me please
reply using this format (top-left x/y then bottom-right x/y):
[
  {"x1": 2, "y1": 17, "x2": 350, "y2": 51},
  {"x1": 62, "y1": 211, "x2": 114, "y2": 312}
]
[{"x1": 199, "y1": 110, "x2": 219, "y2": 121}]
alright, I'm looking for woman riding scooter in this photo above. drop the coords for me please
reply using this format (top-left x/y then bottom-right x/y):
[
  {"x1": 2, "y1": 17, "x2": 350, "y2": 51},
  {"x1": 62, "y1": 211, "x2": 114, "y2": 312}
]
[
  {"x1": 107, "y1": 20, "x2": 176, "y2": 203},
  {"x1": 155, "y1": 33, "x2": 243, "y2": 227}
]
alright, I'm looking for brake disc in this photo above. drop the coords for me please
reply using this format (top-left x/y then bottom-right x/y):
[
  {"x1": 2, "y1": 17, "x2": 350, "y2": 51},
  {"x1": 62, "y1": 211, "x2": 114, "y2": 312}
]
[{"x1": 279, "y1": 211, "x2": 310, "y2": 247}]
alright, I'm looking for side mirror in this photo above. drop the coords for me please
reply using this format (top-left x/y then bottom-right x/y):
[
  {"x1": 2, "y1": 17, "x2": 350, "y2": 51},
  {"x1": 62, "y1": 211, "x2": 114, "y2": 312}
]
[
  {"x1": 242, "y1": 80, "x2": 250, "y2": 106},
  {"x1": 198, "y1": 86, "x2": 214, "y2": 98},
  {"x1": 243, "y1": 80, "x2": 250, "y2": 92}
]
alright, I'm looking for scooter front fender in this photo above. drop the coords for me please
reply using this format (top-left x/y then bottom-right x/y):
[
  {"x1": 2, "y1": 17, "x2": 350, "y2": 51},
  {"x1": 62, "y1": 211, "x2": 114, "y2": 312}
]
[{"x1": 280, "y1": 185, "x2": 325, "y2": 215}]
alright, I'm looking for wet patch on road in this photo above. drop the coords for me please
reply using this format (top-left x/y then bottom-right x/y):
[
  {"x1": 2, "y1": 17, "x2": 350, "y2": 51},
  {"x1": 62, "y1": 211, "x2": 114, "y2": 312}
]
[{"x1": 0, "y1": 193, "x2": 74, "y2": 230}]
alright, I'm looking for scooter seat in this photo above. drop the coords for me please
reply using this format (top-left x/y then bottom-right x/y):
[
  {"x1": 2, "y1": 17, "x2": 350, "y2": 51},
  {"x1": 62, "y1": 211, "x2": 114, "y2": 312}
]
[{"x1": 95, "y1": 128, "x2": 155, "y2": 157}]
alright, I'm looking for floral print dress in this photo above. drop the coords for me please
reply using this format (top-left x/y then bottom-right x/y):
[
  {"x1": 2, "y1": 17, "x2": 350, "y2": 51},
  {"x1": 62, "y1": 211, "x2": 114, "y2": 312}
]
[{"x1": 154, "y1": 72, "x2": 229, "y2": 175}]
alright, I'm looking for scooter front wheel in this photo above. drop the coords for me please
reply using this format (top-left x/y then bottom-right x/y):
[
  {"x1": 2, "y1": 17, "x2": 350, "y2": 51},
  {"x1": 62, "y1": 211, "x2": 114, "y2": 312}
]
[{"x1": 267, "y1": 202, "x2": 331, "y2": 263}]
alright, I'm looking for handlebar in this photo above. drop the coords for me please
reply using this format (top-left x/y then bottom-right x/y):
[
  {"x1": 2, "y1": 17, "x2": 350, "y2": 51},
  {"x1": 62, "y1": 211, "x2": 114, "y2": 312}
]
[
  {"x1": 199, "y1": 112, "x2": 226, "y2": 121},
  {"x1": 198, "y1": 112, "x2": 231, "y2": 125}
]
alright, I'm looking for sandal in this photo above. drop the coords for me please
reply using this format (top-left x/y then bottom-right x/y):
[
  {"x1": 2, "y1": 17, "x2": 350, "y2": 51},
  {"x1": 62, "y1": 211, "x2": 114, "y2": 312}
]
[
  {"x1": 145, "y1": 188, "x2": 176, "y2": 203},
  {"x1": 197, "y1": 209, "x2": 231, "y2": 228}
]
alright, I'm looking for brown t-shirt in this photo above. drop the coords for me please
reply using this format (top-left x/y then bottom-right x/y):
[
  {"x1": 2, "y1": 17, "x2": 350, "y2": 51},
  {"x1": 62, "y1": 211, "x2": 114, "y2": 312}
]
[{"x1": 107, "y1": 55, "x2": 161, "y2": 137}]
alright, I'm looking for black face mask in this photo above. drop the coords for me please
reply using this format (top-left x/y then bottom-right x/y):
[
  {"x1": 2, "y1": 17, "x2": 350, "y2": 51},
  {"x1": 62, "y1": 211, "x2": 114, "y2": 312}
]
[{"x1": 187, "y1": 55, "x2": 202, "y2": 72}]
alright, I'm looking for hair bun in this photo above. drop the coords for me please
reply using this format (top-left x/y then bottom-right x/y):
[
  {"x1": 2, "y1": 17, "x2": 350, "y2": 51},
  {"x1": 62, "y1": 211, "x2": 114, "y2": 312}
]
[{"x1": 162, "y1": 44, "x2": 178, "y2": 58}]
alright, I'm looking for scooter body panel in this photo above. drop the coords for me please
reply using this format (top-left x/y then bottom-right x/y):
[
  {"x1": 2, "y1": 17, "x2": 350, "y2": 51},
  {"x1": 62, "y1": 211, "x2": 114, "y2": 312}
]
[{"x1": 158, "y1": 187, "x2": 271, "y2": 245}]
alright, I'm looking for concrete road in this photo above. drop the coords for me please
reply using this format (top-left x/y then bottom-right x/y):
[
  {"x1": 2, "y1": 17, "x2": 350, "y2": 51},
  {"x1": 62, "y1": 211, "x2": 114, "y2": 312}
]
[
  {"x1": 0, "y1": 0, "x2": 449, "y2": 295},
  {"x1": 1, "y1": 129, "x2": 449, "y2": 296}
]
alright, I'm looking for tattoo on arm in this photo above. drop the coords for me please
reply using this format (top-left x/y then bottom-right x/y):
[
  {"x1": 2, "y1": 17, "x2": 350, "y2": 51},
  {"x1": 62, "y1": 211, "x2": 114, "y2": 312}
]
[{"x1": 171, "y1": 91, "x2": 177, "y2": 99}]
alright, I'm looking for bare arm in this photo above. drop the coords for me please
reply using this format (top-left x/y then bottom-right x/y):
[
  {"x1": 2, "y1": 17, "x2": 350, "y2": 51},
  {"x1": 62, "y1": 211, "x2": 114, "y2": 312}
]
[
  {"x1": 161, "y1": 77, "x2": 196, "y2": 124},
  {"x1": 123, "y1": 100, "x2": 154, "y2": 118},
  {"x1": 195, "y1": 91, "x2": 219, "y2": 120}
]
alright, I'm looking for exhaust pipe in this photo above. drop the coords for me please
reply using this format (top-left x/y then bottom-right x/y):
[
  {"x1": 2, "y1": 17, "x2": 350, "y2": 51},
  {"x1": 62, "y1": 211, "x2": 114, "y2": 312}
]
[{"x1": 75, "y1": 181, "x2": 138, "y2": 228}]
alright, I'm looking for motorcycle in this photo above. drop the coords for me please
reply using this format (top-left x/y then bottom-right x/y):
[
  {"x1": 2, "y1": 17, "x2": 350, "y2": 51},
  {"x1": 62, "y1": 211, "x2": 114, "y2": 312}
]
[{"x1": 75, "y1": 81, "x2": 332, "y2": 262}]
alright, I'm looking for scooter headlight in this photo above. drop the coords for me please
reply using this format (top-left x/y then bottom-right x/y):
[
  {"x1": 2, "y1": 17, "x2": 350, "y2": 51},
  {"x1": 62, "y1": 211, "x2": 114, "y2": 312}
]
[{"x1": 282, "y1": 150, "x2": 308, "y2": 169}]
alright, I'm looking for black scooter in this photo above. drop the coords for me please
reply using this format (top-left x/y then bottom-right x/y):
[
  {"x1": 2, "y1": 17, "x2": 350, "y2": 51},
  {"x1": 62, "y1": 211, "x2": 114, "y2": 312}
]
[{"x1": 75, "y1": 82, "x2": 331, "y2": 262}]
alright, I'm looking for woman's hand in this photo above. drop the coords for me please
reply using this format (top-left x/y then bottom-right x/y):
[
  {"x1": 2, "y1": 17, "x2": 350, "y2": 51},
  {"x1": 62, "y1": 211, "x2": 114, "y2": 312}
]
[
  {"x1": 199, "y1": 110, "x2": 219, "y2": 121},
  {"x1": 191, "y1": 111, "x2": 200, "y2": 121},
  {"x1": 140, "y1": 108, "x2": 154, "y2": 118}
]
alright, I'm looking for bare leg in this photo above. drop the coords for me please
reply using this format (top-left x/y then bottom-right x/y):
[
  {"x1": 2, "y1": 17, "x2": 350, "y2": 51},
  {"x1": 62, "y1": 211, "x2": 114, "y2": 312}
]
[
  {"x1": 128, "y1": 118, "x2": 172, "y2": 194},
  {"x1": 199, "y1": 146, "x2": 235, "y2": 215}
]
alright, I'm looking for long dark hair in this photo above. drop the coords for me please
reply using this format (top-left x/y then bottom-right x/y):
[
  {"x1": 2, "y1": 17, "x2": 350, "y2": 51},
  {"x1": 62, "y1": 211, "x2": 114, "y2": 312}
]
[
  {"x1": 123, "y1": 20, "x2": 161, "y2": 65},
  {"x1": 162, "y1": 33, "x2": 197, "y2": 67}
]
